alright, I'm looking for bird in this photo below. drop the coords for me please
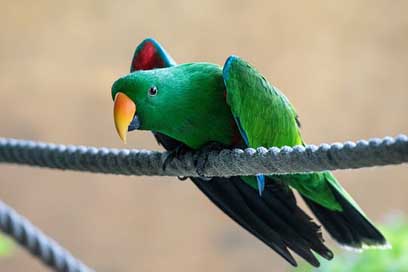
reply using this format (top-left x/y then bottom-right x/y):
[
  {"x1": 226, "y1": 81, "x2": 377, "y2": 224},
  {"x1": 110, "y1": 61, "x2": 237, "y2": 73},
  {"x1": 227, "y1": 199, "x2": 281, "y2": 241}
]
[{"x1": 111, "y1": 38, "x2": 388, "y2": 267}]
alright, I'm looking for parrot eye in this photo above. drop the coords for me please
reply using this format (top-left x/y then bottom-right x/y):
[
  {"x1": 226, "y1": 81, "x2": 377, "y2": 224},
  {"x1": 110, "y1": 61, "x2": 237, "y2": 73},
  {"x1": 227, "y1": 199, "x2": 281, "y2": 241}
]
[{"x1": 148, "y1": 86, "x2": 158, "y2": 96}]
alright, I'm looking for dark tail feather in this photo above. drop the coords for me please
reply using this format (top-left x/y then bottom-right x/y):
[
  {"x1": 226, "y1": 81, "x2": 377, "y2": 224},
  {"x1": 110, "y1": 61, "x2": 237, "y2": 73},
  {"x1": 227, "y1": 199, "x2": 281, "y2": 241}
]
[
  {"x1": 151, "y1": 133, "x2": 334, "y2": 266},
  {"x1": 192, "y1": 176, "x2": 333, "y2": 267},
  {"x1": 258, "y1": 179, "x2": 334, "y2": 260},
  {"x1": 302, "y1": 187, "x2": 388, "y2": 249}
]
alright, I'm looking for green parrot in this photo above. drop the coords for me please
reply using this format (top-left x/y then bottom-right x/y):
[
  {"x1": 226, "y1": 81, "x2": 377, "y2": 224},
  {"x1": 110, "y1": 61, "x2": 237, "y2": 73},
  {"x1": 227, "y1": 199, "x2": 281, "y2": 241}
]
[{"x1": 111, "y1": 38, "x2": 388, "y2": 267}]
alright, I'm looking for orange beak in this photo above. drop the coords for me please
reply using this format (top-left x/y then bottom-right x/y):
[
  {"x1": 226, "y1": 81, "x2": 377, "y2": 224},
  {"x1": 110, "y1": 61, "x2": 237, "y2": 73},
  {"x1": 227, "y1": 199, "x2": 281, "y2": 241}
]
[{"x1": 113, "y1": 92, "x2": 136, "y2": 143}]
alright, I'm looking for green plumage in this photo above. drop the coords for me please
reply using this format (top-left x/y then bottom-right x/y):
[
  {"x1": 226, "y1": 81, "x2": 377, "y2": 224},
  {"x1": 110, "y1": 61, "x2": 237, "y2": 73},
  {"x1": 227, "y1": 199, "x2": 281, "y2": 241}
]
[
  {"x1": 112, "y1": 57, "x2": 359, "y2": 213},
  {"x1": 224, "y1": 57, "x2": 345, "y2": 211},
  {"x1": 112, "y1": 46, "x2": 387, "y2": 266},
  {"x1": 224, "y1": 56, "x2": 302, "y2": 148},
  {"x1": 113, "y1": 63, "x2": 235, "y2": 148}
]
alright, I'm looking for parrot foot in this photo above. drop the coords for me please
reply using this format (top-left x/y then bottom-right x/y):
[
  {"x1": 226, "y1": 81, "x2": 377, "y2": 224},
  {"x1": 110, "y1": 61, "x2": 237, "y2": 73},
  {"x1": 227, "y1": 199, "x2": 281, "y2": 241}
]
[
  {"x1": 162, "y1": 144, "x2": 192, "y2": 172},
  {"x1": 194, "y1": 142, "x2": 229, "y2": 180}
]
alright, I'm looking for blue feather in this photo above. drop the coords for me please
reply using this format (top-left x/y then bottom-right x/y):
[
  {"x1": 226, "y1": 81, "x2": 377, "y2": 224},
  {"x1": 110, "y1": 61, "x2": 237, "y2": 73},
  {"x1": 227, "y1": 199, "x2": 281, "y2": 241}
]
[
  {"x1": 222, "y1": 55, "x2": 239, "y2": 81},
  {"x1": 233, "y1": 117, "x2": 249, "y2": 145},
  {"x1": 234, "y1": 117, "x2": 265, "y2": 196},
  {"x1": 256, "y1": 174, "x2": 265, "y2": 196}
]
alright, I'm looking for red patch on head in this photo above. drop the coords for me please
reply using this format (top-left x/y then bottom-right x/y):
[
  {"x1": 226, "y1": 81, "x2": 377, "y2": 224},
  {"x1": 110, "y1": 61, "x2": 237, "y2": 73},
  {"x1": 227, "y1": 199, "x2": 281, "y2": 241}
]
[{"x1": 131, "y1": 41, "x2": 165, "y2": 71}]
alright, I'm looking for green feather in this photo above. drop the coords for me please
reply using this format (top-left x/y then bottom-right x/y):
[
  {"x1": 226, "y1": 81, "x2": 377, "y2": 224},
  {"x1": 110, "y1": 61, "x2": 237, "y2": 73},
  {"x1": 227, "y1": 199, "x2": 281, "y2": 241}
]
[
  {"x1": 112, "y1": 55, "x2": 374, "y2": 216},
  {"x1": 112, "y1": 49, "x2": 387, "y2": 252},
  {"x1": 223, "y1": 56, "x2": 367, "y2": 212},
  {"x1": 112, "y1": 63, "x2": 235, "y2": 149}
]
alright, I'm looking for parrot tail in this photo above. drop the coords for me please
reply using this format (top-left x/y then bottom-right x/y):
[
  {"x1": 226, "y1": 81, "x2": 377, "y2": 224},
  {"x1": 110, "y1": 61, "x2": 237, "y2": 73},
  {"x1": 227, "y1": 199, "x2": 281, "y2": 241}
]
[
  {"x1": 192, "y1": 176, "x2": 334, "y2": 267},
  {"x1": 302, "y1": 185, "x2": 389, "y2": 250},
  {"x1": 153, "y1": 132, "x2": 334, "y2": 266}
]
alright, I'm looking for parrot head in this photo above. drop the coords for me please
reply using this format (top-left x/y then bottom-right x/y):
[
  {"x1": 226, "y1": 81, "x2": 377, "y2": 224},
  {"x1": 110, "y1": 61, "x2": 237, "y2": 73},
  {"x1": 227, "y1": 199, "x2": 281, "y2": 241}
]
[
  {"x1": 111, "y1": 62, "x2": 226, "y2": 144},
  {"x1": 112, "y1": 38, "x2": 177, "y2": 143},
  {"x1": 112, "y1": 70, "x2": 172, "y2": 143},
  {"x1": 111, "y1": 38, "x2": 233, "y2": 148}
]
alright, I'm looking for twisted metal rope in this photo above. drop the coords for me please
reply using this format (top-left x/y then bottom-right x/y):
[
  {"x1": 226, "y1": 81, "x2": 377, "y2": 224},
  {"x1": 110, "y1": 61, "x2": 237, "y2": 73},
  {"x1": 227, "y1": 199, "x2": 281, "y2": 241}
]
[
  {"x1": 0, "y1": 134, "x2": 407, "y2": 272},
  {"x1": 0, "y1": 201, "x2": 94, "y2": 272},
  {"x1": 0, "y1": 135, "x2": 407, "y2": 177}
]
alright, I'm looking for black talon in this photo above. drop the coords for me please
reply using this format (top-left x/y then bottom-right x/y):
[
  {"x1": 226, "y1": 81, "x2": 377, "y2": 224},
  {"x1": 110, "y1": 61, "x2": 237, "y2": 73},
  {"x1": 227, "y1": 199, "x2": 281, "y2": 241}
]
[
  {"x1": 194, "y1": 142, "x2": 229, "y2": 180},
  {"x1": 195, "y1": 156, "x2": 206, "y2": 177},
  {"x1": 162, "y1": 144, "x2": 192, "y2": 171},
  {"x1": 177, "y1": 176, "x2": 189, "y2": 181}
]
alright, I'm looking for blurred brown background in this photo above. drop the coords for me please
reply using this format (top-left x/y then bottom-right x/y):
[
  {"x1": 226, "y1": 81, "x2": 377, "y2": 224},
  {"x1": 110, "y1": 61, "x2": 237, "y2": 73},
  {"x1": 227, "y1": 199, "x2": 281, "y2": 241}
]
[{"x1": 0, "y1": 0, "x2": 407, "y2": 271}]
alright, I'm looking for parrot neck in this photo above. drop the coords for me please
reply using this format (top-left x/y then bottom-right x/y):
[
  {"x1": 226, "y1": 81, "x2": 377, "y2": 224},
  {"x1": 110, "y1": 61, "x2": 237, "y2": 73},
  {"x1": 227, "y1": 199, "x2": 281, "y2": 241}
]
[{"x1": 148, "y1": 63, "x2": 239, "y2": 149}]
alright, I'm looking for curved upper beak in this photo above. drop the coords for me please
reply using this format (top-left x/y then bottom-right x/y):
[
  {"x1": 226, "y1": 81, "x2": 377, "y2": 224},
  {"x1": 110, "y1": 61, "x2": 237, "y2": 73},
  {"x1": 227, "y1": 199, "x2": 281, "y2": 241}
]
[{"x1": 113, "y1": 92, "x2": 136, "y2": 143}]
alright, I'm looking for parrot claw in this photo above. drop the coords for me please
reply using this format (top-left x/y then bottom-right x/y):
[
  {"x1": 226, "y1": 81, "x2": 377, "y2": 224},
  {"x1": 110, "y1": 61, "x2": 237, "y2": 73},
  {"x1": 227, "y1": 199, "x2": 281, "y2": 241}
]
[
  {"x1": 194, "y1": 142, "x2": 229, "y2": 181},
  {"x1": 163, "y1": 142, "x2": 228, "y2": 182},
  {"x1": 177, "y1": 176, "x2": 189, "y2": 181},
  {"x1": 162, "y1": 144, "x2": 192, "y2": 172}
]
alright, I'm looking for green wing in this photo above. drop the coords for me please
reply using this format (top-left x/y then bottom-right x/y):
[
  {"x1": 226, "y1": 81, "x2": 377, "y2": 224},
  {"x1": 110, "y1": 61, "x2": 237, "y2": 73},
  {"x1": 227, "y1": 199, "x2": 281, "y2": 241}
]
[
  {"x1": 222, "y1": 55, "x2": 387, "y2": 248},
  {"x1": 222, "y1": 56, "x2": 342, "y2": 210},
  {"x1": 223, "y1": 55, "x2": 302, "y2": 148}
]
